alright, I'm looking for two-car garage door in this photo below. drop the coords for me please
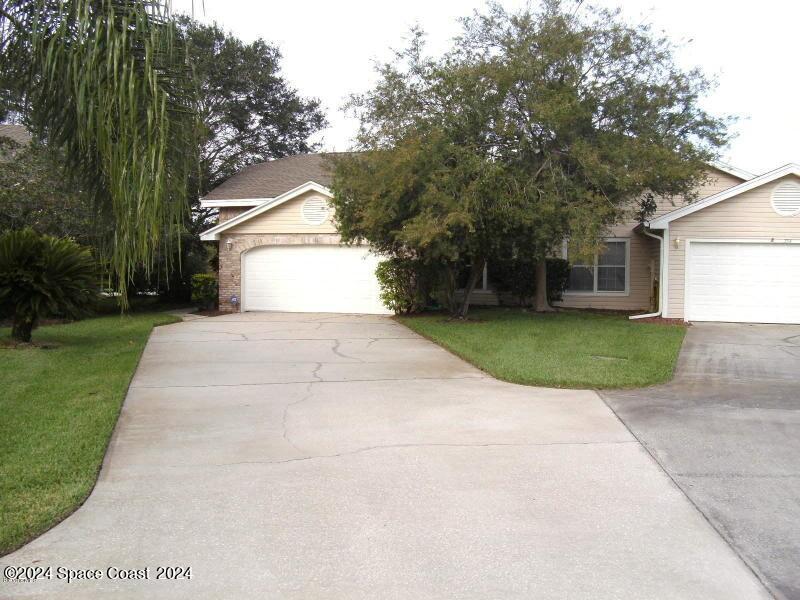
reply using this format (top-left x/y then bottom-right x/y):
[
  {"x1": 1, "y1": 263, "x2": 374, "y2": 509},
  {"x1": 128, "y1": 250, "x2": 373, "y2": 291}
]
[
  {"x1": 686, "y1": 241, "x2": 800, "y2": 324},
  {"x1": 242, "y1": 245, "x2": 390, "y2": 314}
]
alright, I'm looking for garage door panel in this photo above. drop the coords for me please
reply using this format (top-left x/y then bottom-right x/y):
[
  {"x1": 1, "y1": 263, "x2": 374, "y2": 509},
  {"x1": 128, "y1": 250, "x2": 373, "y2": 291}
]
[
  {"x1": 687, "y1": 242, "x2": 800, "y2": 324},
  {"x1": 243, "y1": 246, "x2": 390, "y2": 314}
]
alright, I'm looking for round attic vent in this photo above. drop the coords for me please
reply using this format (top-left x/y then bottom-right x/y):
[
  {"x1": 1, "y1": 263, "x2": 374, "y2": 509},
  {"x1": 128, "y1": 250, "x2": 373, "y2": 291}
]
[
  {"x1": 301, "y1": 196, "x2": 330, "y2": 225},
  {"x1": 771, "y1": 182, "x2": 800, "y2": 216}
]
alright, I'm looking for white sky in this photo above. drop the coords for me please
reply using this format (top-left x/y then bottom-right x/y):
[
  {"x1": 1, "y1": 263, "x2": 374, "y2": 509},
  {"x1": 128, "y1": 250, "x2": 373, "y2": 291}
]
[{"x1": 174, "y1": 0, "x2": 799, "y2": 175}]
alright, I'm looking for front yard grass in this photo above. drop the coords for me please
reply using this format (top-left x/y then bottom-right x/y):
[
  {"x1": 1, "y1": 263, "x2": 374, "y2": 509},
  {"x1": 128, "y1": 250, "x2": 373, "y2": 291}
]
[
  {"x1": 0, "y1": 313, "x2": 179, "y2": 555},
  {"x1": 399, "y1": 308, "x2": 686, "y2": 389}
]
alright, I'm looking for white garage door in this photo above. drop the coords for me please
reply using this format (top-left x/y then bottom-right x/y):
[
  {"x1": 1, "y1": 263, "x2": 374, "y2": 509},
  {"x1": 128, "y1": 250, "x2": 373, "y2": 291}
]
[
  {"x1": 242, "y1": 245, "x2": 390, "y2": 314},
  {"x1": 687, "y1": 241, "x2": 800, "y2": 323}
]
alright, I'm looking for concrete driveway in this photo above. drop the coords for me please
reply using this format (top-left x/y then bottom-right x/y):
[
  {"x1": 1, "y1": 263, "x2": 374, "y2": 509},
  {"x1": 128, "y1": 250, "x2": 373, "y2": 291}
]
[
  {"x1": 3, "y1": 313, "x2": 768, "y2": 599},
  {"x1": 603, "y1": 323, "x2": 800, "y2": 600}
]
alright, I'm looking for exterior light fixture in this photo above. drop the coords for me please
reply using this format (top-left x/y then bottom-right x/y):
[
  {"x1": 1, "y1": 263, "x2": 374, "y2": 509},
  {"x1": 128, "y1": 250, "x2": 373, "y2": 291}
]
[
  {"x1": 673, "y1": 238, "x2": 681, "y2": 249},
  {"x1": 225, "y1": 238, "x2": 233, "y2": 251}
]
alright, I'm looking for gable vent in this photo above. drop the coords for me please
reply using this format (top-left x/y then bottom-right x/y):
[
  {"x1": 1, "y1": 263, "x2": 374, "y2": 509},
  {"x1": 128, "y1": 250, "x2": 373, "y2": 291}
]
[
  {"x1": 301, "y1": 196, "x2": 330, "y2": 225},
  {"x1": 771, "y1": 182, "x2": 800, "y2": 216}
]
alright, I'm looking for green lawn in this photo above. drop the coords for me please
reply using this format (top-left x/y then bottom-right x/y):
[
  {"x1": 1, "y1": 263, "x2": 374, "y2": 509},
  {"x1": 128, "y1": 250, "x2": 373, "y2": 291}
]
[
  {"x1": 0, "y1": 313, "x2": 179, "y2": 555},
  {"x1": 399, "y1": 308, "x2": 686, "y2": 389}
]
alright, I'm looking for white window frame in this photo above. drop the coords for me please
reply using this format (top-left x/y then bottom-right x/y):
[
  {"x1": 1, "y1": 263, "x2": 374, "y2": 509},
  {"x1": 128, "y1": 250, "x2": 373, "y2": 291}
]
[{"x1": 563, "y1": 238, "x2": 631, "y2": 297}]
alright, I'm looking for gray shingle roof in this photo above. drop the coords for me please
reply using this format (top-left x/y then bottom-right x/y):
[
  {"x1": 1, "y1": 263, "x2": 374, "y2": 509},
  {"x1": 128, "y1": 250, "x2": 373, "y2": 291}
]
[
  {"x1": 204, "y1": 153, "x2": 337, "y2": 201},
  {"x1": 0, "y1": 123, "x2": 32, "y2": 146}
]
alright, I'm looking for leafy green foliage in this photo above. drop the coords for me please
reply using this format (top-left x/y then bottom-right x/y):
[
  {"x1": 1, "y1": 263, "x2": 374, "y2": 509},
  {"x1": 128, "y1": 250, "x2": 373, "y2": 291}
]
[
  {"x1": 332, "y1": 1, "x2": 728, "y2": 316},
  {"x1": 129, "y1": 17, "x2": 327, "y2": 301},
  {"x1": 0, "y1": 228, "x2": 97, "y2": 341},
  {"x1": 0, "y1": 137, "x2": 99, "y2": 245},
  {"x1": 375, "y1": 257, "x2": 432, "y2": 314},
  {"x1": 544, "y1": 258, "x2": 570, "y2": 304},
  {"x1": 176, "y1": 17, "x2": 326, "y2": 200},
  {"x1": 492, "y1": 256, "x2": 570, "y2": 306},
  {"x1": 190, "y1": 273, "x2": 218, "y2": 310},
  {"x1": 0, "y1": 1, "x2": 198, "y2": 305}
]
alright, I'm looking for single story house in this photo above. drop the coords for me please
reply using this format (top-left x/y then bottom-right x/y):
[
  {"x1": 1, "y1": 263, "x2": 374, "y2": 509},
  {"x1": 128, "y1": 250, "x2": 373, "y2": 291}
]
[{"x1": 200, "y1": 154, "x2": 800, "y2": 324}]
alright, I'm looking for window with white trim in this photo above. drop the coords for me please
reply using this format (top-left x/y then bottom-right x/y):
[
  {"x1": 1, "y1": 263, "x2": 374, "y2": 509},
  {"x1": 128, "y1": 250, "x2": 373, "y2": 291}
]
[{"x1": 565, "y1": 239, "x2": 629, "y2": 294}]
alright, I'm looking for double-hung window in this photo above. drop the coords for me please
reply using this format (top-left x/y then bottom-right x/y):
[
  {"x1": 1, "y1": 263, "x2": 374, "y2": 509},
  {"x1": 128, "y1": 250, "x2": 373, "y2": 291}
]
[{"x1": 565, "y1": 238, "x2": 629, "y2": 295}]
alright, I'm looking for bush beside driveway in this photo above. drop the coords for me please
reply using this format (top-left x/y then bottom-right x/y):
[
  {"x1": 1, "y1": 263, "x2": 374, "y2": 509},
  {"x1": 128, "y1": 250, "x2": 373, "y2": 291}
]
[{"x1": 0, "y1": 313, "x2": 179, "y2": 555}]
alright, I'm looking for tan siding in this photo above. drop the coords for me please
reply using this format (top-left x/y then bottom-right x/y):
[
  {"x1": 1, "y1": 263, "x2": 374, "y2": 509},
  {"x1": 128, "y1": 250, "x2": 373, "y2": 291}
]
[
  {"x1": 218, "y1": 207, "x2": 247, "y2": 223},
  {"x1": 456, "y1": 289, "x2": 500, "y2": 306},
  {"x1": 651, "y1": 168, "x2": 742, "y2": 218},
  {"x1": 556, "y1": 224, "x2": 658, "y2": 311},
  {"x1": 557, "y1": 168, "x2": 743, "y2": 312},
  {"x1": 226, "y1": 191, "x2": 336, "y2": 234},
  {"x1": 666, "y1": 174, "x2": 800, "y2": 319}
]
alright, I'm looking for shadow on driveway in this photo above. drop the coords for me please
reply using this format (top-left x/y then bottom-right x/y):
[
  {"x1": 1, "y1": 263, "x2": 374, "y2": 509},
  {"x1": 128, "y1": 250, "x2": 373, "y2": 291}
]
[{"x1": 602, "y1": 322, "x2": 800, "y2": 600}]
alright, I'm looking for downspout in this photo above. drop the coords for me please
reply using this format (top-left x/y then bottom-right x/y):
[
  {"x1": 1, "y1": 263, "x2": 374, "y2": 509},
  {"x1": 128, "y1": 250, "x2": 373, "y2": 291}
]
[{"x1": 629, "y1": 227, "x2": 663, "y2": 320}]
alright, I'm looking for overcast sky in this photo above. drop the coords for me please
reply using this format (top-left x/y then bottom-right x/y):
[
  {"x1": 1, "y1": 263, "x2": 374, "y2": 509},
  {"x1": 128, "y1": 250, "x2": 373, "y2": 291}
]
[{"x1": 174, "y1": 0, "x2": 799, "y2": 175}]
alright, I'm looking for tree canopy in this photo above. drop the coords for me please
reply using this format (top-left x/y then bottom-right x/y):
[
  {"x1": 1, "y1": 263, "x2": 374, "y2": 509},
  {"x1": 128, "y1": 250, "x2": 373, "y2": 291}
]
[
  {"x1": 141, "y1": 17, "x2": 328, "y2": 300},
  {"x1": 0, "y1": 7, "x2": 326, "y2": 303},
  {"x1": 0, "y1": 137, "x2": 97, "y2": 246},
  {"x1": 177, "y1": 16, "x2": 327, "y2": 230},
  {"x1": 331, "y1": 1, "x2": 730, "y2": 316},
  {"x1": 0, "y1": 0, "x2": 198, "y2": 304}
]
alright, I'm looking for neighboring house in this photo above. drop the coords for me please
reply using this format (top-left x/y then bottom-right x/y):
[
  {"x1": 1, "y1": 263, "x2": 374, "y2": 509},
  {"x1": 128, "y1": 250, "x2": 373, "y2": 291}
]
[
  {"x1": 0, "y1": 123, "x2": 32, "y2": 147},
  {"x1": 0, "y1": 123, "x2": 32, "y2": 164},
  {"x1": 201, "y1": 154, "x2": 800, "y2": 324},
  {"x1": 200, "y1": 154, "x2": 389, "y2": 314}
]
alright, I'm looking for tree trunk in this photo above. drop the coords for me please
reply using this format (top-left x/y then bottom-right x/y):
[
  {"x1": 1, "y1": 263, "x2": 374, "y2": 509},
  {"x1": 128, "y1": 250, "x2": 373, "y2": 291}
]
[
  {"x1": 11, "y1": 314, "x2": 35, "y2": 343},
  {"x1": 534, "y1": 259, "x2": 554, "y2": 313},
  {"x1": 456, "y1": 258, "x2": 485, "y2": 319},
  {"x1": 442, "y1": 267, "x2": 458, "y2": 316}
]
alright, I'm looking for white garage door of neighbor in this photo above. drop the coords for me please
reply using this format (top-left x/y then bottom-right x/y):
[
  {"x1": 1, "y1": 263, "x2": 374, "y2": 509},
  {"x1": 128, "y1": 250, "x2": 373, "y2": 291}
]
[
  {"x1": 687, "y1": 241, "x2": 800, "y2": 323},
  {"x1": 242, "y1": 245, "x2": 390, "y2": 314}
]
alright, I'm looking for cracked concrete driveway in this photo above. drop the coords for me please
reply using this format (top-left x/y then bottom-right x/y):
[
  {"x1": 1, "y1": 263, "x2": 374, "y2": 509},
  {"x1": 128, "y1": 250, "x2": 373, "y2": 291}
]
[
  {"x1": 3, "y1": 313, "x2": 769, "y2": 599},
  {"x1": 603, "y1": 323, "x2": 800, "y2": 600}
]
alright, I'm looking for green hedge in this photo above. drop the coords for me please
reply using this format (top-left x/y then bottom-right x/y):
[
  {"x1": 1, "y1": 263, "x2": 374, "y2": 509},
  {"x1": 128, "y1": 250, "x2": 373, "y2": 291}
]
[{"x1": 191, "y1": 273, "x2": 218, "y2": 310}]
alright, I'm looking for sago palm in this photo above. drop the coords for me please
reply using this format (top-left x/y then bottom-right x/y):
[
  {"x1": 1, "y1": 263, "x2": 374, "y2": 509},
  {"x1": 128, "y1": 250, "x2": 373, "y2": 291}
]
[{"x1": 0, "y1": 228, "x2": 98, "y2": 342}]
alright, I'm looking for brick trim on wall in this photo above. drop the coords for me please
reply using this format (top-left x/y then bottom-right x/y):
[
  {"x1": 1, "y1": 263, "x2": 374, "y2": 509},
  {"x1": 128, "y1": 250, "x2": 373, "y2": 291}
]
[{"x1": 217, "y1": 233, "x2": 343, "y2": 312}]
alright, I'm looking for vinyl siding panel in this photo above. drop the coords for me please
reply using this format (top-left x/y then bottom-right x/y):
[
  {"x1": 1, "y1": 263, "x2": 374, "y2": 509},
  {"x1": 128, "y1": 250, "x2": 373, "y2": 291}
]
[
  {"x1": 226, "y1": 191, "x2": 337, "y2": 234},
  {"x1": 666, "y1": 174, "x2": 800, "y2": 319},
  {"x1": 650, "y1": 168, "x2": 742, "y2": 218}
]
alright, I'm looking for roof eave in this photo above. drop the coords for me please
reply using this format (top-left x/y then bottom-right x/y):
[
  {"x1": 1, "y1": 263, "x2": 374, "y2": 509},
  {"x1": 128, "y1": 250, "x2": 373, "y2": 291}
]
[
  {"x1": 199, "y1": 198, "x2": 272, "y2": 208},
  {"x1": 199, "y1": 180, "x2": 333, "y2": 241},
  {"x1": 648, "y1": 163, "x2": 800, "y2": 228},
  {"x1": 709, "y1": 160, "x2": 756, "y2": 181}
]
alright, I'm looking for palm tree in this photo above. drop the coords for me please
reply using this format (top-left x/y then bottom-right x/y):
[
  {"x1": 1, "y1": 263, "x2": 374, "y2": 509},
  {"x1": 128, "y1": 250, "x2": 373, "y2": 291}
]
[{"x1": 0, "y1": 1, "x2": 197, "y2": 305}]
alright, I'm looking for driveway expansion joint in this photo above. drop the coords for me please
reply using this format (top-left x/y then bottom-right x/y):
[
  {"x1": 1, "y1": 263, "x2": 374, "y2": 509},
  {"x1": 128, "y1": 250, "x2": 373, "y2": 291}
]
[
  {"x1": 130, "y1": 374, "x2": 489, "y2": 389},
  {"x1": 192, "y1": 439, "x2": 640, "y2": 469}
]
